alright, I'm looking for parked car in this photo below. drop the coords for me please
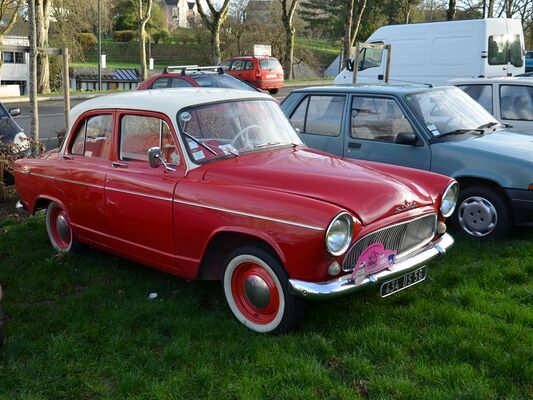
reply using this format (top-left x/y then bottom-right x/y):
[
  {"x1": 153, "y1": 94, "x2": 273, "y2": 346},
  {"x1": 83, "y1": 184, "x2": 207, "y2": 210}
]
[
  {"x1": 221, "y1": 56, "x2": 284, "y2": 94},
  {"x1": 281, "y1": 85, "x2": 533, "y2": 239},
  {"x1": 14, "y1": 88, "x2": 455, "y2": 333},
  {"x1": 448, "y1": 77, "x2": 533, "y2": 132},
  {"x1": 137, "y1": 65, "x2": 257, "y2": 92},
  {"x1": 526, "y1": 51, "x2": 533, "y2": 72},
  {"x1": 0, "y1": 103, "x2": 29, "y2": 184},
  {"x1": 336, "y1": 18, "x2": 525, "y2": 86}
]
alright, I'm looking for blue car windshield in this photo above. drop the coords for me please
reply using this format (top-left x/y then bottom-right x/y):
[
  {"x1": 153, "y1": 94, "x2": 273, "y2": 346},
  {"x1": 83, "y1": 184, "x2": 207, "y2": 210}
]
[{"x1": 404, "y1": 87, "x2": 499, "y2": 137}]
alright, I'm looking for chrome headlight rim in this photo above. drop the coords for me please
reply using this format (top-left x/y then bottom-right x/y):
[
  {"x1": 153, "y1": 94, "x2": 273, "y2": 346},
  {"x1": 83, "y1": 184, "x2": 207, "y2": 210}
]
[
  {"x1": 440, "y1": 181, "x2": 459, "y2": 218},
  {"x1": 325, "y1": 212, "x2": 354, "y2": 256},
  {"x1": 13, "y1": 131, "x2": 30, "y2": 151}
]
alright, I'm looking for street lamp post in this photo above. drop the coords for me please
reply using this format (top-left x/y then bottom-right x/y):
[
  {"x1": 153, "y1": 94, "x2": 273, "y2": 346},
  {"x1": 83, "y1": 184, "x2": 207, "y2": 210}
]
[{"x1": 98, "y1": 0, "x2": 102, "y2": 90}]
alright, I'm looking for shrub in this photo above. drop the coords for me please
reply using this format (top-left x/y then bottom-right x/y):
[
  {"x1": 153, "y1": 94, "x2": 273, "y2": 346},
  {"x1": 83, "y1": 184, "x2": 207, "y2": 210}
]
[
  {"x1": 77, "y1": 32, "x2": 97, "y2": 47},
  {"x1": 151, "y1": 29, "x2": 170, "y2": 44},
  {"x1": 113, "y1": 30, "x2": 136, "y2": 42}
]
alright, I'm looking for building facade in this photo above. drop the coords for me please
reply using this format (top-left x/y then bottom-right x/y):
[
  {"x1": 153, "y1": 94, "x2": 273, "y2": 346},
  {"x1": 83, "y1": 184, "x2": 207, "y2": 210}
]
[
  {"x1": 0, "y1": 36, "x2": 29, "y2": 95},
  {"x1": 159, "y1": 0, "x2": 198, "y2": 29}
]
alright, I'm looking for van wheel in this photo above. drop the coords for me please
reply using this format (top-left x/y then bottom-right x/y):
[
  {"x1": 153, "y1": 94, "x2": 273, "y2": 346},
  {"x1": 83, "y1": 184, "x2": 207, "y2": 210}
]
[
  {"x1": 222, "y1": 246, "x2": 305, "y2": 334},
  {"x1": 453, "y1": 186, "x2": 512, "y2": 239},
  {"x1": 45, "y1": 202, "x2": 82, "y2": 253},
  {"x1": 268, "y1": 89, "x2": 279, "y2": 95}
]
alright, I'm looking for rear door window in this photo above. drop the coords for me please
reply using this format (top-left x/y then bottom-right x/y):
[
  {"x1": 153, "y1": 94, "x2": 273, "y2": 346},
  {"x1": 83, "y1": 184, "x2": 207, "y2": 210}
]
[
  {"x1": 456, "y1": 84, "x2": 493, "y2": 114},
  {"x1": 500, "y1": 85, "x2": 533, "y2": 121},
  {"x1": 231, "y1": 60, "x2": 245, "y2": 70},
  {"x1": 70, "y1": 114, "x2": 113, "y2": 158},
  {"x1": 290, "y1": 95, "x2": 345, "y2": 136},
  {"x1": 489, "y1": 35, "x2": 524, "y2": 67}
]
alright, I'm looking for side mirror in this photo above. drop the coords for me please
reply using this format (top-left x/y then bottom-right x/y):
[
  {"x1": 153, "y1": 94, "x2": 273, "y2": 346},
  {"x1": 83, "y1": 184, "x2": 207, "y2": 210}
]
[
  {"x1": 9, "y1": 108, "x2": 20, "y2": 117},
  {"x1": 148, "y1": 146, "x2": 176, "y2": 172},
  {"x1": 346, "y1": 59, "x2": 354, "y2": 72},
  {"x1": 395, "y1": 132, "x2": 419, "y2": 146},
  {"x1": 148, "y1": 146, "x2": 162, "y2": 168}
]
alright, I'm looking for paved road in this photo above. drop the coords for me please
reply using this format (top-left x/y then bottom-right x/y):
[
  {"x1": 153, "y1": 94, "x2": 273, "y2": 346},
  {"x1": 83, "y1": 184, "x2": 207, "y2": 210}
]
[{"x1": 8, "y1": 85, "x2": 303, "y2": 150}]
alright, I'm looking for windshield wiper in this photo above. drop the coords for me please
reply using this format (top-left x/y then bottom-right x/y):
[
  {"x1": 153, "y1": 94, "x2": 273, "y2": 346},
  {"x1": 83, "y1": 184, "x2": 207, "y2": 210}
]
[
  {"x1": 477, "y1": 122, "x2": 500, "y2": 131},
  {"x1": 253, "y1": 141, "x2": 281, "y2": 149},
  {"x1": 182, "y1": 131, "x2": 218, "y2": 156},
  {"x1": 439, "y1": 128, "x2": 485, "y2": 137}
]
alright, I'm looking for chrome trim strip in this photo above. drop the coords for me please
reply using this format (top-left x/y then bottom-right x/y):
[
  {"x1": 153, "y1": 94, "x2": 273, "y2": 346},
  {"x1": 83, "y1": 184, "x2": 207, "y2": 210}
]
[
  {"x1": 106, "y1": 186, "x2": 173, "y2": 202},
  {"x1": 342, "y1": 213, "x2": 437, "y2": 272},
  {"x1": 29, "y1": 172, "x2": 105, "y2": 189},
  {"x1": 173, "y1": 198, "x2": 324, "y2": 231},
  {"x1": 289, "y1": 233, "x2": 453, "y2": 300}
]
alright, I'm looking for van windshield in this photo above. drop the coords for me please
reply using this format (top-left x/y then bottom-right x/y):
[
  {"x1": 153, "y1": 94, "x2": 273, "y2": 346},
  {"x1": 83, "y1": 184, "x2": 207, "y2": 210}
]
[
  {"x1": 488, "y1": 34, "x2": 523, "y2": 67},
  {"x1": 404, "y1": 87, "x2": 499, "y2": 137}
]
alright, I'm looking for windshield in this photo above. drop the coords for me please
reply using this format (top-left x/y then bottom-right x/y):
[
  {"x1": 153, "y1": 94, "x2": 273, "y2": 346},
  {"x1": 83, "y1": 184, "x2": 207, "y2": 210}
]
[
  {"x1": 177, "y1": 99, "x2": 303, "y2": 163},
  {"x1": 404, "y1": 87, "x2": 499, "y2": 137},
  {"x1": 191, "y1": 74, "x2": 256, "y2": 91}
]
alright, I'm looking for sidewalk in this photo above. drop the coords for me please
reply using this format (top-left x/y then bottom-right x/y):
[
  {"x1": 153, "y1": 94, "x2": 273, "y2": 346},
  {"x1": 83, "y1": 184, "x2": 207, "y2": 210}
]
[{"x1": 0, "y1": 79, "x2": 334, "y2": 104}]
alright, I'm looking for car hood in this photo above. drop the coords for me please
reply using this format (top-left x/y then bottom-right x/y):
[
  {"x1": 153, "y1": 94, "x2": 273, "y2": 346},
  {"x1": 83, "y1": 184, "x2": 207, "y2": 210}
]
[
  {"x1": 0, "y1": 116, "x2": 21, "y2": 141},
  {"x1": 202, "y1": 147, "x2": 434, "y2": 225}
]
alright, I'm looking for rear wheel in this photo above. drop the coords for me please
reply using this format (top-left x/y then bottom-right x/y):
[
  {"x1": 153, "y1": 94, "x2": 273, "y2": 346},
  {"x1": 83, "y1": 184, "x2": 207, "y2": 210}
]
[
  {"x1": 268, "y1": 89, "x2": 279, "y2": 95},
  {"x1": 453, "y1": 186, "x2": 512, "y2": 239},
  {"x1": 45, "y1": 202, "x2": 82, "y2": 253},
  {"x1": 222, "y1": 246, "x2": 305, "y2": 334}
]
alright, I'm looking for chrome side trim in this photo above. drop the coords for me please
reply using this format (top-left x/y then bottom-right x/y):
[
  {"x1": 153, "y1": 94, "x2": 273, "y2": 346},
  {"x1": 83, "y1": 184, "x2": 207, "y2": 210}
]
[
  {"x1": 289, "y1": 232, "x2": 453, "y2": 300},
  {"x1": 29, "y1": 172, "x2": 105, "y2": 189},
  {"x1": 106, "y1": 186, "x2": 173, "y2": 202},
  {"x1": 15, "y1": 201, "x2": 26, "y2": 214},
  {"x1": 173, "y1": 198, "x2": 324, "y2": 231}
]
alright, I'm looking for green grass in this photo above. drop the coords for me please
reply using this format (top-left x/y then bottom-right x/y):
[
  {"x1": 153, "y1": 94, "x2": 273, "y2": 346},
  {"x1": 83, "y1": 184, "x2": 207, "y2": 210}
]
[
  {"x1": 296, "y1": 37, "x2": 341, "y2": 56},
  {"x1": 0, "y1": 215, "x2": 532, "y2": 399}
]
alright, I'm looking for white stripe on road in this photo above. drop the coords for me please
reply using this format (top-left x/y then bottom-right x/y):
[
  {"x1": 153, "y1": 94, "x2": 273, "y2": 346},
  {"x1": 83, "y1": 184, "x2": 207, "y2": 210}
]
[{"x1": 14, "y1": 112, "x2": 65, "y2": 119}]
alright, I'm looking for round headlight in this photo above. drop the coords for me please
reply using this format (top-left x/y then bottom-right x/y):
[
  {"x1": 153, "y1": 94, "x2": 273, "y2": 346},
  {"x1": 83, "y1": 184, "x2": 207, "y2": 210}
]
[
  {"x1": 13, "y1": 132, "x2": 29, "y2": 151},
  {"x1": 325, "y1": 212, "x2": 353, "y2": 256},
  {"x1": 440, "y1": 182, "x2": 459, "y2": 218}
]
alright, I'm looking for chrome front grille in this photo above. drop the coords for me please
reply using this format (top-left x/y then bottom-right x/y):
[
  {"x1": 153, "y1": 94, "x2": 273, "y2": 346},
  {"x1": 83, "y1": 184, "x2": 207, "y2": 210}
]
[{"x1": 342, "y1": 213, "x2": 437, "y2": 272}]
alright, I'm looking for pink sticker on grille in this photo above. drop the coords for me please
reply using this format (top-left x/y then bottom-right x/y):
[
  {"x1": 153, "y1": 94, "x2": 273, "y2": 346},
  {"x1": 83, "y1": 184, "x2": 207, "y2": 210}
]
[{"x1": 351, "y1": 243, "x2": 396, "y2": 283}]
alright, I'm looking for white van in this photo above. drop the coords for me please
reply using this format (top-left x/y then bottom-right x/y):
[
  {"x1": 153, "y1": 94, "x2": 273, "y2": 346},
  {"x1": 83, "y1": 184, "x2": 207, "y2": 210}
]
[{"x1": 335, "y1": 18, "x2": 525, "y2": 86}]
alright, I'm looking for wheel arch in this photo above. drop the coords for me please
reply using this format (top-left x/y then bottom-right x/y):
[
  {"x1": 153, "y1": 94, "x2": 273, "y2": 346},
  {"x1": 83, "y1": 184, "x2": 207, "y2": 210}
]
[
  {"x1": 454, "y1": 176, "x2": 512, "y2": 205},
  {"x1": 32, "y1": 195, "x2": 66, "y2": 215},
  {"x1": 196, "y1": 228, "x2": 285, "y2": 281}
]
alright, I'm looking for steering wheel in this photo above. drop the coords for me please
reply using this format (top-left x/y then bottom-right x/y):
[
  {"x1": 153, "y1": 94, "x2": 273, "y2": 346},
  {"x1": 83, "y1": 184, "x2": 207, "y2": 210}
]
[{"x1": 230, "y1": 125, "x2": 265, "y2": 148}]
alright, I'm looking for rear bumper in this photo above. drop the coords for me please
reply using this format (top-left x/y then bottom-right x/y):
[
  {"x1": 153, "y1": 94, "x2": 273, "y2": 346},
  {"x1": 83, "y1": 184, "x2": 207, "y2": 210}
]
[
  {"x1": 506, "y1": 188, "x2": 533, "y2": 226},
  {"x1": 289, "y1": 233, "x2": 453, "y2": 300},
  {"x1": 249, "y1": 79, "x2": 284, "y2": 89}
]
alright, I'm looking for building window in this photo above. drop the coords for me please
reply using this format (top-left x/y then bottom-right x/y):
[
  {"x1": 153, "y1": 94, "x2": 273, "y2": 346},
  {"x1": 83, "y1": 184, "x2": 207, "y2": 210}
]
[{"x1": 2, "y1": 51, "x2": 25, "y2": 64}]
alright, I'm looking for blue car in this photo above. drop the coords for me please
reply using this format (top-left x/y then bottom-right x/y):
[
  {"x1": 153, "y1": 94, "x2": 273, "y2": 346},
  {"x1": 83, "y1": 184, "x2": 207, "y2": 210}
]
[
  {"x1": 281, "y1": 85, "x2": 533, "y2": 239},
  {"x1": 526, "y1": 51, "x2": 533, "y2": 73}
]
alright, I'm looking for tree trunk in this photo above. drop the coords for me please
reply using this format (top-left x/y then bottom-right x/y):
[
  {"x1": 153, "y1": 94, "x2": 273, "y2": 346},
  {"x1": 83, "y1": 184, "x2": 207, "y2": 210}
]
[
  {"x1": 36, "y1": 0, "x2": 51, "y2": 94},
  {"x1": 29, "y1": 0, "x2": 40, "y2": 147},
  {"x1": 210, "y1": 23, "x2": 222, "y2": 65},
  {"x1": 341, "y1": 0, "x2": 355, "y2": 71},
  {"x1": 446, "y1": 0, "x2": 456, "y2": 20},
  {"x1": 487, "y1": 0, "x2": 495, "y2": 17},
  {"x1": 138, "y1": 0, "x2": 152, "y2": 81},
  {"x1": 506, "y1": 0, "x2": 513, "y2": 17},
  {"x1": 284, "y1": 24, "x2": 295, "y2": 79}
]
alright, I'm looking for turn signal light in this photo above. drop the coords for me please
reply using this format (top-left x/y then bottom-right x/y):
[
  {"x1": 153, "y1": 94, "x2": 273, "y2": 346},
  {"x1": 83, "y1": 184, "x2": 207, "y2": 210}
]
[{"x1": 529, "y1": 184, "x2": 533, "y2": 191}]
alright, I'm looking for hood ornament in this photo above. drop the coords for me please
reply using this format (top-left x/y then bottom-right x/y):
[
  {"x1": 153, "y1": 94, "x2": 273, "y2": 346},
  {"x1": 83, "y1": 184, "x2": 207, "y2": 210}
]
[{"x1": 395, "y1": 200, "x2": 418, "y2": 213}]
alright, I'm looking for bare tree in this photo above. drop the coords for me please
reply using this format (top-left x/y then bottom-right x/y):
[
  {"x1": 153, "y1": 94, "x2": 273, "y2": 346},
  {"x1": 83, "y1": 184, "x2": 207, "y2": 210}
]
[
  {"x1": 36, "y1": 0, "x2": 52, "y2": 94},
  {"x1": 0, "y1": 0, "x2": 22, "y2": 80},
  {"x1": 279, "y1": 0, "x2": 300, "y2": 79},
  {"x1": 341, "y1": 0, "x2": 368, "y2": 71},
  {"x1": 196, "y1": 0, "x2": 231, "y2": 65},
  {"x1": 487, "y1": 0, "x2": 495, "y2": 17},
  {"x1": 446, "y1": 0, "x2": 456, "y2": 20},
  {"x1": 138, "y1": 0, "x2": 153, "y2": 80},
  {"x1": 28, "y1": 0, "x2": 39, "y2": 144}
]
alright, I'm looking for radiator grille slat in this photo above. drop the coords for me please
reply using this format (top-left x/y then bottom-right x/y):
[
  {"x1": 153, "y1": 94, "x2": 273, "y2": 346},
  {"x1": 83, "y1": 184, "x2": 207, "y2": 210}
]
[{"x1": 342, "y1": 214, "x2": 437, "y2": 272}]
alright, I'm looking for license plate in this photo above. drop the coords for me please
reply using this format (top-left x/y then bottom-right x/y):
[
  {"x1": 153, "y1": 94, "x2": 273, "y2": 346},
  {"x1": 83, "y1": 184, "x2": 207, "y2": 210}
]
[
  {"x1": 267, "y1": 74, "x2": 276, "y2": 78},
  {"x1": 379, "y1": 266, "x2": 427, "y2": 297}
]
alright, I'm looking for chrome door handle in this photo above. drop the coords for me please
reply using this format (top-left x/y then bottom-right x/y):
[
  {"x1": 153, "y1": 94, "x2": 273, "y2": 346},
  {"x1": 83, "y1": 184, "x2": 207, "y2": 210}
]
[{"x1": 112, "y1": 162, "x2": 128, "y2": 168}]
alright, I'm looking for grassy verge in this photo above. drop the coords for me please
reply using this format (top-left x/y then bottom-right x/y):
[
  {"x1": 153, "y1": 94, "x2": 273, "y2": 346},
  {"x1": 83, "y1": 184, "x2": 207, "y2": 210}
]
[{"x1": 0, "y1": 215, "x2": 532, "y2": 399}]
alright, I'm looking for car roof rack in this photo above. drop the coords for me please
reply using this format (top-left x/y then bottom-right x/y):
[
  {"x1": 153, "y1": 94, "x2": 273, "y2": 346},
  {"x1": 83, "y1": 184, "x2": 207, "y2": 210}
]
[{"x1": 164, "y1": 65, "x2": 224, "y2": 75}]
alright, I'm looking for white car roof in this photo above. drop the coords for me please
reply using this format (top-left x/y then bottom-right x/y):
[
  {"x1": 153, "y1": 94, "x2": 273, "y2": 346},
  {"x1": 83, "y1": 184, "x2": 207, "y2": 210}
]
[{"x1": 69, "y1": 88, "x2": 272, "y2": 128}]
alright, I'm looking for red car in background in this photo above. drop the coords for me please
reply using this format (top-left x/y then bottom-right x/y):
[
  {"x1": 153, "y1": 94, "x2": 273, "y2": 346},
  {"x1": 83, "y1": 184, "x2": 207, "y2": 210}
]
[
  {"x1": 221, "y1": 56, "x2": 284, "y2": 94},
  {"x1": 137, "y1": 65, "x2": 257, "y2": 92}
]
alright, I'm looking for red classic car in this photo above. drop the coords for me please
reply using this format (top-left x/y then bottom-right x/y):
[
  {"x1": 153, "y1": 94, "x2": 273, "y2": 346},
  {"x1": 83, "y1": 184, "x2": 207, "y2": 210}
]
[{"x1": 14, "y1": 88, "x2": 457, "y2": 333}]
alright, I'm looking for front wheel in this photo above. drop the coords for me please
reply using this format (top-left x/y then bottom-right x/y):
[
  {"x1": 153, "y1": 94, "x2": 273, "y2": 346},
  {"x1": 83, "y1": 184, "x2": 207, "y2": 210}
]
[
  {"x1": 222, "y1": 246, "x2": 305, "y2": 334},
  {"x1": 453, "y1": 186, "x2": 512, "y2": 239}
]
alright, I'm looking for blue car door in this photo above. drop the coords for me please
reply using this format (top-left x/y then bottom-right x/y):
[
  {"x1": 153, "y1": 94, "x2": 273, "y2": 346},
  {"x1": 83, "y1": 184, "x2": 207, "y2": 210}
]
[{"x1": 344, "y1": 94, "x2": 432, "y2": 170}]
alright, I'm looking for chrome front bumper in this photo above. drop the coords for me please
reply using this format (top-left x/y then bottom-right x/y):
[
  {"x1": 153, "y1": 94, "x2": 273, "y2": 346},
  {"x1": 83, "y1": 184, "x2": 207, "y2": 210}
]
[
  {"x1": 15, "y1": 201, "x2": 26, "y2": 214},
  {"x1": 289, "y1": 233, "x2": 454, "y2": 300}
]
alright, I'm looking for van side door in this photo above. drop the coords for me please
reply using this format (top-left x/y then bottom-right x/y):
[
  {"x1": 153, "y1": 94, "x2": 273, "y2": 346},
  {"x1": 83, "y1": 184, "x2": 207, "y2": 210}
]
[{"x1": 345, "y1": 94, "x2": 431, "y2": 170}]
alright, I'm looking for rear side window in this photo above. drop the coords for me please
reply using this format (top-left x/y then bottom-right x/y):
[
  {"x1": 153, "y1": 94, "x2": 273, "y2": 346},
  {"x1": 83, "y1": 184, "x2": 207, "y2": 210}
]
[
  {"x1": 289, "y1": 95, "x2": 344, "y2": 136},
  {"x1": 244, "y1": 60, "x2": 254, "y2": 70},
  {"x1": 120, "y1": 115, "x2": 179, "y2": 165},
  {"x1": 500, "y1": 85, "x2": 533, "y2": 121},
  {"x1": 457, "y1": 84, "x2": 493, "y2": 114},
  {"x1": 231, "y1": 60, "x2": 245, "y2": 70},
  {"x1": 151, "y1": 78, "x2": 169, "y2": 89},
  {"x1": 170, "y1": 78, "x2": 194, "y2": 88},
  {"x1": 70, "y1": 115, "x2": 113, "y2": 158}
]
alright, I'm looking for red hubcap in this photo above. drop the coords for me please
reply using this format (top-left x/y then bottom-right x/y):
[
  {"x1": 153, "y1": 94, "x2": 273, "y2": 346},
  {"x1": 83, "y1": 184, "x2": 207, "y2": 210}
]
[
  {"x1": 231, "y1": 262, "x2": 280, "y2": 325},
  {"x1": 50, "y1": 206, "x2": 71, "y2": 249}
]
